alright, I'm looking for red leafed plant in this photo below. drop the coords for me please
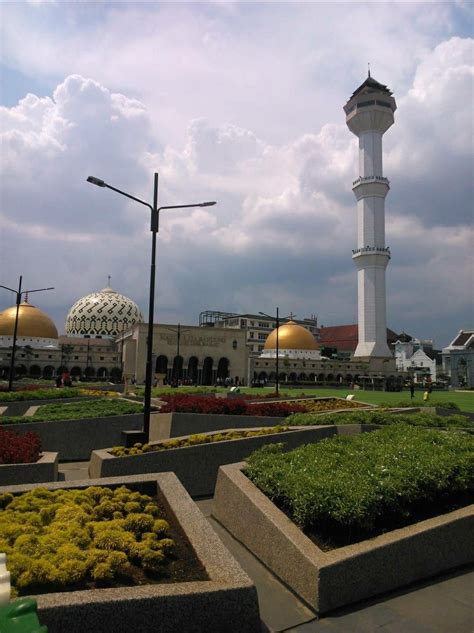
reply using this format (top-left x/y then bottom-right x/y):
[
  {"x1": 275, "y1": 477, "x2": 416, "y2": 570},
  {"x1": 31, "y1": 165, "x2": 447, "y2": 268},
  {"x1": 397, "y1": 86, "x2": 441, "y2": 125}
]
[
  {"x1": 159, "y1": 395, "x2": 308, "y2": 417},
  {"x1": 0, "y1": 429, "x2": 42, "y2": 464}
]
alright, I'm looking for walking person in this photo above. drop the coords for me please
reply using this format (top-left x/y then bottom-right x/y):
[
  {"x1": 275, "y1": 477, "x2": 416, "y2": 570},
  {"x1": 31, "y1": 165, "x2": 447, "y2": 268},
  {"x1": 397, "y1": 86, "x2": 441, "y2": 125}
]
[{"x1": 410, "y1": 382, "x2": 415, "y2": 399}]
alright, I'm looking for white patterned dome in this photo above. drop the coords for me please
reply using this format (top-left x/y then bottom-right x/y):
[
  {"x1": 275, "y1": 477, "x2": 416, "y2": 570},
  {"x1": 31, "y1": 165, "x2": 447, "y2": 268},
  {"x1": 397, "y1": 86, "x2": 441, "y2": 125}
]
[{"x1": 65, "y1": 287, "x2": 143, "y2": 338}]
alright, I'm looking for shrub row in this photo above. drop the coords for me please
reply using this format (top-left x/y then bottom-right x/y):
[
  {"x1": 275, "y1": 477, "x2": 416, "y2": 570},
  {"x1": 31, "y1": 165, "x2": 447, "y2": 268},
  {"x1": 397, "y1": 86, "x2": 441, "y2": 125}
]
[
  {"x1": 286, "y1": 409, "x2": 473, "y2": 429},
  {"x1": 160, "y1": 394, "x2": 308, "y2": 416},
  {"x1": 0, "y1": 429, "x2": 42, "y2": 464},
  {"x1": 0, "y1": 486, "x2": 175, "y2": 595},
  {"x1": 0, "y1": 387, "x2": 100, "y2": 403},
  {"x1": 0, "y1": 399, "x2": 144, "y2": 425},
  {"x1": 110, "y1": 425, "x2": 292, "y2": 456},
  {"x1": 379, "y1": 400, "x2": 460, "y2": 410},
  {"x1": 244, "y1": 424, "x2": 474, "y2": 543}
]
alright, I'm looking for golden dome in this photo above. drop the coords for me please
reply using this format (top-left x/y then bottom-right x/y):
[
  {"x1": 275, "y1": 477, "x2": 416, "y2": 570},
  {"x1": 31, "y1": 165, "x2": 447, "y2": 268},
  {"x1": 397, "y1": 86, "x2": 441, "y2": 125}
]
[
  {"x1": 0, "y1": 302, "x2": 58, "y2": 339},
  {"x1": 264, "y1": 320, "x2": 318, "y2": 351}
]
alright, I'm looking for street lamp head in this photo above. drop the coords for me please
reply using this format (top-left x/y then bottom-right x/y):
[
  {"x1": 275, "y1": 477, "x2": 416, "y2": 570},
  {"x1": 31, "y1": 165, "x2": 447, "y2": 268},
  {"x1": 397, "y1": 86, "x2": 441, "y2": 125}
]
[
  {"x1": 87, "y1": 176, "x2": 106, "y2": 187},
  {"x1": 199, "y1": 201, "x2": 216, "y2": 207}
]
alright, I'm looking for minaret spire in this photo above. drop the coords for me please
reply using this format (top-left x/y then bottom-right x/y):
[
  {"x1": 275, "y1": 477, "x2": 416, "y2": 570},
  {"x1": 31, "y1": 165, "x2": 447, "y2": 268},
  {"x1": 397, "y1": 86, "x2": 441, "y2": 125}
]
[{"x1": 344, "y1": 77, "x2": 397, "y2": 359}]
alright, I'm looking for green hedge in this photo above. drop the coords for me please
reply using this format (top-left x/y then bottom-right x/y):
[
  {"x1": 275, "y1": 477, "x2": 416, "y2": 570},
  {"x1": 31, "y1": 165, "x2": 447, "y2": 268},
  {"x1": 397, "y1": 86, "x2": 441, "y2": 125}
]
[
  {"x1": 286, "y1": 409, "x2": 473, "y2": 429},
  {"x1": 0, "y1": 388, "x2": 92, "y2": 403},
  {"x1": 244, "y1": 424, "x2": 474, "y2": 544},
  {"x1": 0, "y1": 399, "x2": 143, "y2": 425}
]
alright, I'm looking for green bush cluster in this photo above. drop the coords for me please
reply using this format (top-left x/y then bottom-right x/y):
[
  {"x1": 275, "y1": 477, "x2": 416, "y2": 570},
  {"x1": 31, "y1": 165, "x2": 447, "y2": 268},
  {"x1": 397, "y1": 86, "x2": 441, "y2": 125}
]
[
  {"x1": 244, "y1": 424, "x2": 474, "y2": 540},
  {"x1": 0, "y1": 399, "x2": 143, "y2": 425},
  {"x1": 286, "y1": 409, "x2": 473, "y2": 429},
  {"x1": 0, "y1": 485, "x2": 175, "y2": 595},
  {"x1": 110, "y1": 425, "x2": 291, "y2": 456},
  {"x1": 379, "y1": 400, "x2": 460, "y2": 410},
  {"x1": 0, "y1": 388, "x2": 90, "y2": 403}
]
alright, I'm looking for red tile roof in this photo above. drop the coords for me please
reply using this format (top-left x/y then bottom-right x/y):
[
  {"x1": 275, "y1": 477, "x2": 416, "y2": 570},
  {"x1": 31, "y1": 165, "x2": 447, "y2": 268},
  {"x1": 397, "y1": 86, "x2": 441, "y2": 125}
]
[{"x1": 319, "y1": 325, "x2": 399, "y2": 351}]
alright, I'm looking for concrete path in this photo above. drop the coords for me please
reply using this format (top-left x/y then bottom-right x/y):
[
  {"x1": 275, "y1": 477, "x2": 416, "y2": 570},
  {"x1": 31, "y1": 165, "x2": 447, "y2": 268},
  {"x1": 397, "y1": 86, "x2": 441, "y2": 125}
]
[
  {"x1": 58, "y1": 463, "x2": 474, "y2": 633},
  {"x1": 24, "y1": 406, "x2": 40, "y2": 417}
]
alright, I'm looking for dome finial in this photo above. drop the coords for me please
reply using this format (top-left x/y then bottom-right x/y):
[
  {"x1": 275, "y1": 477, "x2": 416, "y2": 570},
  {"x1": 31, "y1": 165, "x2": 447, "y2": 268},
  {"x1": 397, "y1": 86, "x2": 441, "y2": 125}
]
[
  {"x1": 368, "y1": 62, "x2": 371, "y2": 78},
  {"x1": 107, "y1": 275, "x2": 111, "y2": 287},
  {"x1": 24, "y1": 292, "x2": 29, "y2": 304}
]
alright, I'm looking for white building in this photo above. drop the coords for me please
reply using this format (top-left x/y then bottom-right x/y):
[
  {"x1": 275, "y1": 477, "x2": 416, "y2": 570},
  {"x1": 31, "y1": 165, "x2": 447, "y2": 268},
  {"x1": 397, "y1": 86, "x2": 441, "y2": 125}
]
[
  {"x1": 344, "y1": 74, "x2": 396, "y2": 359},
  {"x1": 394, "y1": 335, "x2": 438, "y2": 383},
  {"x1": 442, "y1": 329, "x2": 474, "y2": 388}
]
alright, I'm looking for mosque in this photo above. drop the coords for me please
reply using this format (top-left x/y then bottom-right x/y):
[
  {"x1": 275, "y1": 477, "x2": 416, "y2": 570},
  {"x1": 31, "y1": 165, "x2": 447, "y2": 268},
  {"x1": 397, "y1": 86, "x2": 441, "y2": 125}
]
[{"x1": 0, "y1": 75, "x2": 405, "y2": 389}]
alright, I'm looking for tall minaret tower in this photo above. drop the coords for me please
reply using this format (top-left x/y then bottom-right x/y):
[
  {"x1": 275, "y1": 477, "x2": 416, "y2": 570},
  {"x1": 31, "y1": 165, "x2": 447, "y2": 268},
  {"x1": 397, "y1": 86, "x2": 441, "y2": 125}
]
[{"x1": 344, "y1": 73, "x2": 396, "y2": 358}]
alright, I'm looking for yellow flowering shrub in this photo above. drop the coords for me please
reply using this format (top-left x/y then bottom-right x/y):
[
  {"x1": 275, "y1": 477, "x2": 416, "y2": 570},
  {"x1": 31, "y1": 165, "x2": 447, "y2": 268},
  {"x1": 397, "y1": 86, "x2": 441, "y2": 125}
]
[{"x1": 1, "y1": 485, "x2": 175, "y2": 595}]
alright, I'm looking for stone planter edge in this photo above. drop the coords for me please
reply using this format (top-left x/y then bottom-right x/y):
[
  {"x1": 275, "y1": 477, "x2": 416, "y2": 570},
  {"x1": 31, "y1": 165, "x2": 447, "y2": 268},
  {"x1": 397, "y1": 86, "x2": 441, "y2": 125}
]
[
  {"x1": 88, "y1": 425, "x2": 339, "y2": 496},
  {"x1": 0, "y1": 452, "x2": 58, "y2": 485},
  {"x1": 212, "y1": 460, "x2": 474, "y2": 614},
  {"x1": 0, "y1": 473, "x2": 261, "y2": 633}
]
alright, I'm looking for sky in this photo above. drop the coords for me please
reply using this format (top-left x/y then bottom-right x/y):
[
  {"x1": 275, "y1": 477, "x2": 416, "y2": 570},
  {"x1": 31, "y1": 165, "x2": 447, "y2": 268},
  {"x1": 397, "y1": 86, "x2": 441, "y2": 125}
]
[{"x1": 0, "y1": 0, "x2": 473, "y2": 349}]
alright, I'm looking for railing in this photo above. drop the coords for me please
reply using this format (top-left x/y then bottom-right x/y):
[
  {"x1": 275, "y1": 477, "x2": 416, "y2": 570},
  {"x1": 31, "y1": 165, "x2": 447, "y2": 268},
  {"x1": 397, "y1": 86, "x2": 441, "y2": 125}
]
[
  {"x1": 352, "y1": 176, "x2": 389, "y2": 187},
  {"x1": 352, "y1": 246, "x2": 391, "y2": 255}
]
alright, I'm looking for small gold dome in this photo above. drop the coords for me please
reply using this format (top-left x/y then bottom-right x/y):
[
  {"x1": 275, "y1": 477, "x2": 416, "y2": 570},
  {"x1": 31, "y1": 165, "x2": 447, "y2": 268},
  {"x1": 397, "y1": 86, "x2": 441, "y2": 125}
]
[
  {"x1": 264, "y1": 321, "x2": 318, "y2": 351},
  {"x1": 0, "y1": 302, "x2": 58, "y2": 339}
]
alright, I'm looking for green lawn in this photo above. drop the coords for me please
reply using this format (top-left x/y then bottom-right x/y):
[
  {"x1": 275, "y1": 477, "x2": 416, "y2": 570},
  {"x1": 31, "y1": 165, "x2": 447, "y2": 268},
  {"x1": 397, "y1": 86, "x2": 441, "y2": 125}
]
[
  {"x1": 238, "y1": 387, "x2": 474, "y2": 413},
  {"x1": 143, "y1": 385, "x2": 474, "y2": 413}
]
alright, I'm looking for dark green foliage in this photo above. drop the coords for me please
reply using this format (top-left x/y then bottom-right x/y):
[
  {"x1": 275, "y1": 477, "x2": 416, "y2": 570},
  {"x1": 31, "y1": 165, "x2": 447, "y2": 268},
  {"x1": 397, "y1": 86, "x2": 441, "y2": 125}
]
[
  {"x1": 286, "y1": 409, "x2": 473, "y2": 429},
  {"x1": 0, "y1": 388, "x2": 90, "y2": 402},
  {"x1": 244, "y1": 425, "x2": 474, "y2": 540},
  {"x1": 0, "y1": 485, "x2": 174, "y2": 595},
  {"x1": 0, "y1": 398, "x2": 143, "y2": 425}
]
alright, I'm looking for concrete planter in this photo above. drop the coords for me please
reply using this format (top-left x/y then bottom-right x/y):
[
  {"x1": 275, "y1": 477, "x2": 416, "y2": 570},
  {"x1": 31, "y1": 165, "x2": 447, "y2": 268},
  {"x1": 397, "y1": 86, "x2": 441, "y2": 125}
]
[
  {"x1": 89, "y1": 425, "x2": 337, "y2": 497},
  {"x1": 149, "y1": 399, "x2": 373, "y2": 441},
  {"x1": 0, "y1": 452, "x2": 58, "y2": 485},
  {"x1": 149, "y1": 411, "x2": 287, "y2": 440},
  {"x1": 0, "y1": 414, "x2": 144, "y2": 461},
  {"x1": 0, "y1": 473, "x2": 261, "y2": 633},
  {"x1": 213, "y1": 461, "x2": 474, "y2": 614}
]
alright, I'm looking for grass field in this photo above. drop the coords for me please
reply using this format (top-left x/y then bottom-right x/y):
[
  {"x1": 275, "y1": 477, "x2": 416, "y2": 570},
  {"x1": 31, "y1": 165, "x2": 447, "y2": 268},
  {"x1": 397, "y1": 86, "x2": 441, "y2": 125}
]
[
  {"x1": 146, "y1": 385, "x2": 474, "y2": 413},
  {"x1": 238, "y1": 387, "x2": 474, "y2": 412}
]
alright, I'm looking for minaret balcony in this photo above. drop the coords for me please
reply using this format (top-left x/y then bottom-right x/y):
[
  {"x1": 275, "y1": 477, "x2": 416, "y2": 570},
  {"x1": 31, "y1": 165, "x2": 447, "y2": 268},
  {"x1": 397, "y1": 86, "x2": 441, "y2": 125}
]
[
  {"x1": 352, "y1": 246, "x2": 391, "y2": 268},
  {"x1": 352, "y1": 176, "x2": 390, "y2": 200}
]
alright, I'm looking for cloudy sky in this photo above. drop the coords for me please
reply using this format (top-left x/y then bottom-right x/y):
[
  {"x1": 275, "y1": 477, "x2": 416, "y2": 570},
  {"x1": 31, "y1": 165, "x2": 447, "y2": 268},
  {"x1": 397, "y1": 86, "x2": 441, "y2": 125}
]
[{"x1": 1, "y1": 1, "x2": 472, "y2": 348}]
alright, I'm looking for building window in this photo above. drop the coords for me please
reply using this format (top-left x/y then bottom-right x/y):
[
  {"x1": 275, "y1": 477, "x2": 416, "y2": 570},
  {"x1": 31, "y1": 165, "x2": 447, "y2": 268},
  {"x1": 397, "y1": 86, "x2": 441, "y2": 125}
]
[
  {"x1": 48, "y1": 355, "x2": 52, "y2": 359},
  {"x1": 258, "y1": 345, "x2": 264, "y2": 351},
  {"x1": 100, "y1": 357, "x2": 104, "y2": 361},
  {"x1": 258, "y1": 333, "x2": 267, "y2": 340},
  {"x1": 74, "y1": 356, "x2": 79, "y2": 360}
]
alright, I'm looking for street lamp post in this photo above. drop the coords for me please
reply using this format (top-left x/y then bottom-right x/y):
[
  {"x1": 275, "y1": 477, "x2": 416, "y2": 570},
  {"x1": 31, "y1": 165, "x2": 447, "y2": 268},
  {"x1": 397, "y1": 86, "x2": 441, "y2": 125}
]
[
  {"x1": 87, "y1": 173, "x2": 215, "y2": 441},
  {"x1": 162, "y1": 323, "x2": 192, "y2": 384},
  {"x1": 258, "y1": 308, "x2": 293, "y2": 397},
  {"x1": 259, "y1": 308, "x2": 282, "y2": 396},
  {"x1": 0, "y1": 277, "x2": 54, "y2": 391}
]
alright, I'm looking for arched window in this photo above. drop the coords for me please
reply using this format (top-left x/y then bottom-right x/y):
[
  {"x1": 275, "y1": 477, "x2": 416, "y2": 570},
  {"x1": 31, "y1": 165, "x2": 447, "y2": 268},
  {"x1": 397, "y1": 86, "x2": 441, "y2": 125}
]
[
  {"x1": 172, "y1": 356, "x2": 184, "y2": 381},
  {"x1": 29, "y1": 365, "x2": 41, "y2": 378},
  {"x1": 97, "y1": 367, "x2": 108, "y2": 378},
  {"x1": 43, "y1": 366, "x2": 55, "y2": 379},
  {"x1": 156, "y1": 355, "x2": 168, "y2": 374},
  {"x1": 71, "y1": 366, "x2": 82, "y2": 377},
  {"x1": 202, "y1": 357, "x2": 213, "y2": 386},
  {"x1": 317, "y1": 373, "x2": 325, "y2": 382},
  {"x1": 187, "y1": 357, "x2": 198, "y2": 384},
  {"x1": 217, "y1": 357, "x2": 230, "y2": 380}
]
